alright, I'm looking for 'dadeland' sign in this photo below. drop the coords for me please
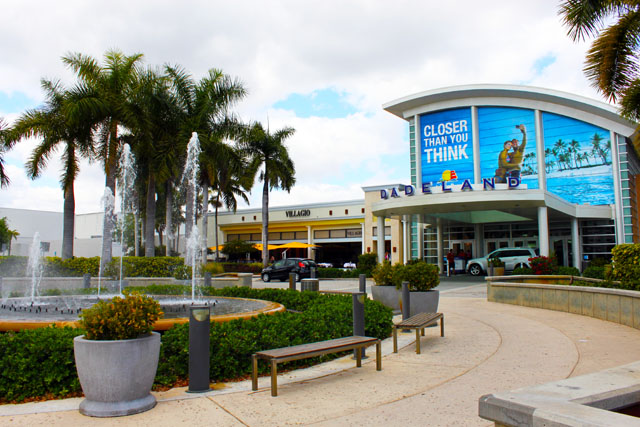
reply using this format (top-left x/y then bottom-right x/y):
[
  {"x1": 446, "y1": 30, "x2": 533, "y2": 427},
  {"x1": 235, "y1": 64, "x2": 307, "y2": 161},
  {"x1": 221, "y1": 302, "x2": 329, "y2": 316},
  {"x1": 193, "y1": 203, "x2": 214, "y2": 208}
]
[{"x1": 380, "y1": 177, "x2": 524, "y2": 199}]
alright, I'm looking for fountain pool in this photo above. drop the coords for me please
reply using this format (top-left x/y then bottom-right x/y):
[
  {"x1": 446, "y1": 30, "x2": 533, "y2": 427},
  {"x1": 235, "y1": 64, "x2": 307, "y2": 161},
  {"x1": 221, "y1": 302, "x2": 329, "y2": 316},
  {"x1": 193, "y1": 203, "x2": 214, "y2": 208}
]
[{"x1": 0, "y1": 295, "x2": 285, "y2": 332}]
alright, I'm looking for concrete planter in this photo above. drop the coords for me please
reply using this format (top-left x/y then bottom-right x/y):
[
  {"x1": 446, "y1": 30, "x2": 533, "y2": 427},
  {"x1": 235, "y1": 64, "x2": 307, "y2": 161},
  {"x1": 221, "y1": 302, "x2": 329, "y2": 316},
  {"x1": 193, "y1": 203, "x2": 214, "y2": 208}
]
[
  {"x1": 74, "y1": 332, "x2": 161, "y2": 417},
  {"x1": 372, "y1": 286, "x2": 440, "y2": 315},
  {"x1": 371, "y1": 285, "x2": 401, "y2": 310},
  {"x1": 408, "y1": 290, "x2": 440, "y2": 316}
]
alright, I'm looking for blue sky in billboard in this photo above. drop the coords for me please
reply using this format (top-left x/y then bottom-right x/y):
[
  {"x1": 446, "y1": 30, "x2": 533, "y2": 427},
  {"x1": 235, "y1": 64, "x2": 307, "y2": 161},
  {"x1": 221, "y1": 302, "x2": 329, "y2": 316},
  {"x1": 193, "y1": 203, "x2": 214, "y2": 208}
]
[
  {"x1": 478, "y1": 107, "x2": 538, "y2": 188},
  {"x1": 542, "y1": 113, "x2": 612, "y2": 205},
  {"x1": 420, "y1": 108, "x2": 473, "y2": 186}
]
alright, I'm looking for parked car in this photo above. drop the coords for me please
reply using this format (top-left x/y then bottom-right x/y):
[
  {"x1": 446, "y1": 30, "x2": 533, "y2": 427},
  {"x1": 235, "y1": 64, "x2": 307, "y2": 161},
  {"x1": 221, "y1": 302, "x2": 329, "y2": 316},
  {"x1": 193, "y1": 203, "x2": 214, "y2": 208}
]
[
  {"x1": 466, "y1": 247, "x2": 537, "y2": 276},
  {"x1": 317, "y1": 262, "x2": 333, "y2": 268},
  {"x1": 261, "y1": 258, "x2": 317, "y2": 282}
]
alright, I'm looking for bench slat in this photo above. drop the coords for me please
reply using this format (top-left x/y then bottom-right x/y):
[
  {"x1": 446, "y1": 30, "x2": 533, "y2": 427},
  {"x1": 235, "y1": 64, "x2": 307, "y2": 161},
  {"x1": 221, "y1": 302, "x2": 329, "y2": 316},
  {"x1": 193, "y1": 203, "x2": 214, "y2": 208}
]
[
  {"x1": 394, "y1": 312, "x2": 442, "y2": 328},
  {"x1": 256, "y1": 336, "x2": 377, "y2": 359}
]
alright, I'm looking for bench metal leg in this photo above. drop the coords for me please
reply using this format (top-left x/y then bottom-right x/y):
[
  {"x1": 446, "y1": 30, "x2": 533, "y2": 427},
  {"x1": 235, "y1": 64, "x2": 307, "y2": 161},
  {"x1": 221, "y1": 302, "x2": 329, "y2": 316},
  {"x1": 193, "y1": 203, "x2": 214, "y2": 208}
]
[
  {"x1": 376, "y1": 340, "x2": 382, "y2": 371},
  {"x1": 441, "y1": 317, "x2": 445, "y2": 337},
  {"x1": 415, "y1": 328, "x2": 421, "y2": 354},
  {"x1": 392, "y1": 327, "x2": 398, "y2": 353},
  {"x1": 355, "y1": 347, "x2": 362, "y2": 367},
  {"x1": 252, "y1": 354, "x2": 258, "y2": 391},
  {"x1": 421, "y1": 328, "x2": 425, "y2": 336},
  {"x1": 271, "y1": 359, "x2": 278, "y2": 397}
]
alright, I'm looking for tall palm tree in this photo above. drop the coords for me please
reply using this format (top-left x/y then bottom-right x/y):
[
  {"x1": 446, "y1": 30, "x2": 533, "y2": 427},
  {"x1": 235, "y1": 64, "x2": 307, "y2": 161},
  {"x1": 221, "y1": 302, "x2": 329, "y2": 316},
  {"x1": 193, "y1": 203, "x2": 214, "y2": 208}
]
[
  {"x1": 63, "y1": 50, "x2": 143, "y2": 269},
  {"x1": 0, "y1": 118, "x2": 11, "y2": 188},
  {"x1": 569, "y1": 139, "x2": 581, "y2": 168},
  {"x1": 9, "y1": 79, "x2": 94, "y2": 259},
  {"x1": 560, "y1": 1, "x2": 640, "y2": 121},
  {"x1": 165, "y1": 65, "x2": 247, "y2": 246},
  {"x1": 240, "y1": 122, "x2": 296, "y2": 267}
]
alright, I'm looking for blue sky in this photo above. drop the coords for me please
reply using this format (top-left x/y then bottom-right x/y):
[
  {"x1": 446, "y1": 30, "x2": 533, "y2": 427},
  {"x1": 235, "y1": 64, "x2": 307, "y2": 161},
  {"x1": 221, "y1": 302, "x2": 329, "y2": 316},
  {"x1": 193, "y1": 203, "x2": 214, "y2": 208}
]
[{"x1": 0, "y1": 0, "x2": 603, "y2": 214}]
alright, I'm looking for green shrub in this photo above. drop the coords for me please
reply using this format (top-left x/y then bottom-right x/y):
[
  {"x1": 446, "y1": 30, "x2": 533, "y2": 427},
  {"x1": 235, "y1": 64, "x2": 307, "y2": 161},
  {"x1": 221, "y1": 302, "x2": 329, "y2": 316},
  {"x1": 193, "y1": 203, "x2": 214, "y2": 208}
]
[
  {"x1": 557, "y1": 266, "x2": 580, "y2": 276},
  {"x1": 391, "y1": 260, "x2": 439, "y2": 291},
  {"x1": 104, "y1": 256, "x2": 185, "y2": 278},
  {"x1": 316, "y1": 267, "x2": 362, "y2": 278},
  {"x1": 583, "y1": 265, "x2": 605, "y2": 279},
  {"x1": 609, "y1": 244, "x2": 640, "y2": 290},
  {"x1": 221, "y1": 262, "x2": 263, "y2": 274},
  {"x1": 371, "y1": 261, "x2": 393, "y2": 286},
  {"x1": 2, "y1": 286, "x2": 393, "y2": 401},
  {"x1": 588, "y1": 257, "x2": 610, "y2": 267},
  {"x1": 357, "y1": 253, "x2": 378, "y2": 276},
  {"x1": 0, "y1": 256, "x2": 28, "y2": 277},
  {"x1": 202, "y1": 262, "x2": 224, "y2": 275},
  {"x1": 512, "y1": 266, "x2": 533, "y2": 275},
  {"x1": 0, "y1": 326, "x2": 83, "y2": 402},
  {"x1": 77, "y1": 291, "x2": 163, "y2": 340}
]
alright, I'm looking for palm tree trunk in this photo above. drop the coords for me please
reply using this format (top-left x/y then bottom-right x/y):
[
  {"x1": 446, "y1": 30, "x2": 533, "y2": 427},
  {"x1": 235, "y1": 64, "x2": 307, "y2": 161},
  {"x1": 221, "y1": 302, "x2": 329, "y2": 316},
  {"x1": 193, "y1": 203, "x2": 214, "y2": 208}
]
[
  {"x1": 165, "y1": 181, "x2": 173, "y2": 256},
  {"x1": 100, "y1": 124, "x2": 118, "y2": 273},
  {"x1": 62, "y1": 185, "x2": 75, "y2": 260},
  {"x1": 262, "y1": 174, "x2": 269, "y2": 267},
  {"x1": 201, "y1": 181, "x2": 209, "y2": 261},
  {"x1": 145, "y1": 175, "x2": 156, "y2": 257},
  {"x1": 214, "y1": 194, "x2": 220, "y2": 262}
]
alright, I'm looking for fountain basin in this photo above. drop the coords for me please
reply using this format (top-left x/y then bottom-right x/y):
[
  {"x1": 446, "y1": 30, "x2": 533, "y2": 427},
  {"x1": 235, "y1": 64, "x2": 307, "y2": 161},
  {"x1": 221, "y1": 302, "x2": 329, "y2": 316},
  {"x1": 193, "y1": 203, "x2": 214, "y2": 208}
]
[{"x1": 0, "y1": 295, "x2": 285, "y2": 332}]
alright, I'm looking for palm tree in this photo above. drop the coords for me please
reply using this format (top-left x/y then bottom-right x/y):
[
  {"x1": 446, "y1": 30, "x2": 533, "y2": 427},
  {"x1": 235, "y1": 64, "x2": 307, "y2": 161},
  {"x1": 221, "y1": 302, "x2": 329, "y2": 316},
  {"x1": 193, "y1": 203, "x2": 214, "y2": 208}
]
[
  {"x1": 165, "y1": 65, "x2": 247, "y2": 245},
  {"x1": 9, "y1": 79, "x2": 94, "y2": 259},
  {"x1": 569, "y1": 139, "x2": 581, "y2": 168},
  {"x1": 560, "y1": 1, "x2": 640, "y2": 121},
  {"x1": 0, "y1": 118, "x2": 11, "y2": 188},
  {"x1": 240, "y1": 122, "x2": 296, "y2": 267},
  {"x1": 63, "y1": 50, "x2": 143, "y2": 269}
]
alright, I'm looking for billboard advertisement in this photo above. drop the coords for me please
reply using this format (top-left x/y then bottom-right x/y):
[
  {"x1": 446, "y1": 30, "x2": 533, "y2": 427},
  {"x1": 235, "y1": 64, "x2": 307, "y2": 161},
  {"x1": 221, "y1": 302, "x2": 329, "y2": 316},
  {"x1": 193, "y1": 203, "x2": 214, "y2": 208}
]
[
  {"x1": 542, "y1": 112, "x2": 612, "y2": 205},
  {"x1": 420, "y1": 107, "x2": 473, "y2": 186},
  {"x1": 478, "y1": 107, "x2": 538, "y2": 189}
]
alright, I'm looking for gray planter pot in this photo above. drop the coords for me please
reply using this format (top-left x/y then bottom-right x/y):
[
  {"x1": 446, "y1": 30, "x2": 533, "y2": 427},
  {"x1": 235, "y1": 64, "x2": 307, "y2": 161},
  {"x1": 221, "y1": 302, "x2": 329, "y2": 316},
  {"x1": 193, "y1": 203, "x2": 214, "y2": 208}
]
[
  {"x1": 408, "y1": 290, "x2": 440, "y2": 316},
  {"x1": 74, "y1": 332, "x2": 161, "y2": 417},
  {"x1": 371, "y1": 285, "x2": 401, "y2": 310}
]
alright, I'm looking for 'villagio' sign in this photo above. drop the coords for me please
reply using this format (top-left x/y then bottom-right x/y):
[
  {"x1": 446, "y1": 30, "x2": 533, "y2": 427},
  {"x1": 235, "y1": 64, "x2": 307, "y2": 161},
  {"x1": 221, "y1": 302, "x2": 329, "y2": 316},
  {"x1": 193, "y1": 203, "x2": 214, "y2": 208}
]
[
  {"x1": 285, "y1": 209, "x2": 311, "y2": 218},
  {"x1": 380, "y1": 177, "x2": 523, "y2": 199}
]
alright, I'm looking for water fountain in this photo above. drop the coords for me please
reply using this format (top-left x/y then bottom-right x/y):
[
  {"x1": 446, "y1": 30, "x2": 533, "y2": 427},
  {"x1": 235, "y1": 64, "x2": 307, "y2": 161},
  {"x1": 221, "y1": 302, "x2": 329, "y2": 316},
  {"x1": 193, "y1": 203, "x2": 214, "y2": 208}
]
[
  {"x1": 27, "y1": 232, "x2": 44, "y2": 303},
  {"x1": 97, "y1": 188, "x2": 115, "y2": 297},
  {"x1": 182, "y1": 132, "x2": 201, "y2": 301},
  {"x1": 117, "y1": 144, "x2": 136, "y2": 294}
]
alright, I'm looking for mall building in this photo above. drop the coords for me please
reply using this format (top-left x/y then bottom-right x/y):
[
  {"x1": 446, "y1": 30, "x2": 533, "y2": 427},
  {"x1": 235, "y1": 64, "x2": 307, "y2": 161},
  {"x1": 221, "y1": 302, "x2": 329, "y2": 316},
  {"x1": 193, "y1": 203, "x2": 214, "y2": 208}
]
[{"x1": 208, "y1": 85, "x2": 640, "y2": 273}]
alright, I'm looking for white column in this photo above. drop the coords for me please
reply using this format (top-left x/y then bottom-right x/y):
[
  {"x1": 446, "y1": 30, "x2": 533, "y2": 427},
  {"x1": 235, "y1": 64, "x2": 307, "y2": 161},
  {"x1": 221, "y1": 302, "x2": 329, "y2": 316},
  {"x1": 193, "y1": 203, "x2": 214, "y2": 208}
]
[
  {"x1": 415, "y1": 115, "x2": 422, "y2": 190},
  {"x1": 361, "y1": 223, "x2": 365, "y2": 254},
  {"x1": 307, "y1": 225, "x2": 313, "y2": 259},
  {"x1": 538, "y1": 206, "x2": 549, "y2": 256},
  {"x1": 474, "y1": 224, "x2": 483, "y2": 257},
  {"x1": 535, "y1": 110, "x2": 547, "y2": 191},
  {"x1": 436, "y1": 218, "x2": 444, "y2": 273},
  {"x1": 610, "y1": 131, "x2": 625, "y2": 244},
  {"x1": 402, "y1": 216, "x2": 408, "y2": 264},
  {"x1": 472, "y1": 106, "x2": 481, "y2": 183},
  {"x1": 377, "y1": 215, "x2": 385, "y2": 264},
  {"x1": 571, "y1": 218, "x2": 581, "y2": 271}
]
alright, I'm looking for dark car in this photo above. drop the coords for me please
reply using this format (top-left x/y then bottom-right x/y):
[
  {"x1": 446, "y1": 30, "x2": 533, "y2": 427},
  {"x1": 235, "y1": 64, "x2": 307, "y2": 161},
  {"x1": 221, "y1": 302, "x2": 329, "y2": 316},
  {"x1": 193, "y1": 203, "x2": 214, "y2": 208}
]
[{"x1": 261, "y1": 258, "x2": 317, "y2": 282}]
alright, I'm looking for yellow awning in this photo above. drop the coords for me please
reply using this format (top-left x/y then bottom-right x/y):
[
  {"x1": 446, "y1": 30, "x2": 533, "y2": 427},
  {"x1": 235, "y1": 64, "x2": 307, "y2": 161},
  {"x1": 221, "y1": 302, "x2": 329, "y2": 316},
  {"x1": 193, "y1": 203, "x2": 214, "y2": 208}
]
[
  {"x1": 253, "y1": 243, "x2": 279, "y2": 251},
  {"x1": 273, "y1": 242, "x2": 318, "y2": 249}
]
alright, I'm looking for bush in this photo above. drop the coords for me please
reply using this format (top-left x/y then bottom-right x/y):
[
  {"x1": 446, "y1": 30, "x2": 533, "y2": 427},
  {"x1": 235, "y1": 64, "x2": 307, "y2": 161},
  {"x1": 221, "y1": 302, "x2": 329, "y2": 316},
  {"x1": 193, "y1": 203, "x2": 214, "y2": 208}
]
[
  {"x1": 609, "y1": 244, "x2": 640, "y2": 290},
  {"x1": 77, "y1": 291, "x2": 163, "y2": 340},
  {"x1": 371, "y1": 261, "x2": 393, "y2": 286},
  {"x1": 316, "y1": 267, "x2": 362, "y2": 278},
  {"x1": 583, "y1": 265, "x2": 605, "y2": 280},
  {"x1": 357, "y1": 253, "x2": 378, "y2": 276},
  {"x1": 2, "y1": 286, "x2": 393, "y2": 402},
  {"x1": 512, "y1": 266, "x2": 533, "y2": 275},
  {"x1": 221, "y1": 262, "x2": 263, "y2": 274},
  {"x1": 557, "y1": 266, "x2": 580, "y2": 276},
  {"x1": 0, "y1": 326, "x2": 83, "y2": 402},
  {"x1": 391, "y1": 260, "x2": 439, "y2": 291},
  {"x1": 588, "y1": 257, "x2": 610, "y2": 267},
  {"x1": 202, "y1": 262, "x2": 224, "y2": 275},
  {"x1": 104, "y1": 256, "x2": 185, "y2": 278},
  {"x1": 528, "y1": 255, "x2": 559, "y2": 275},
  {"x1": 0, "y1": 256, "x2": 27, "y2": 277}
]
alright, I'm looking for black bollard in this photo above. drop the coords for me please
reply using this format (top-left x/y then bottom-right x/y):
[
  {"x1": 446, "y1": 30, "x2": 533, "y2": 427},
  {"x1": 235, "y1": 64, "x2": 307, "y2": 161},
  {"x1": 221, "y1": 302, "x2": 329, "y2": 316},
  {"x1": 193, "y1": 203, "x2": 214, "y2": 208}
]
[
  {"x1": 188, "y1": 305, "x2": 211, "y2": 393},
  {"x1": 359, "y1": 274, "x2": 366, "y2": 294},
  {"x1": 352, "y1": 292, "x2": 366, "y2": 358},
  {"x1": 310, "y1": 267, "x2": 317, "y2": 279},
  {"x1": 83, "y1": 274, "x2": 91, "y2": 289},
  {"x1": 289, "y1": 273, "x2": 296, "y2": 291},
  {"x1": 402, "y1": 281, "x2": 411, "y2": 332}
]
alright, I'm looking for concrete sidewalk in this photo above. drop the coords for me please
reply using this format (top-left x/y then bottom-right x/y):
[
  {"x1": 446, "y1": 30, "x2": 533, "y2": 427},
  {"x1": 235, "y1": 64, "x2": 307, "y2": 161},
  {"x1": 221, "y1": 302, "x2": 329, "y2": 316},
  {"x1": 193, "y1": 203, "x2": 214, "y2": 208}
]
[{"x1": 3, "y1": 284, "x2": 640, "y2": 426}]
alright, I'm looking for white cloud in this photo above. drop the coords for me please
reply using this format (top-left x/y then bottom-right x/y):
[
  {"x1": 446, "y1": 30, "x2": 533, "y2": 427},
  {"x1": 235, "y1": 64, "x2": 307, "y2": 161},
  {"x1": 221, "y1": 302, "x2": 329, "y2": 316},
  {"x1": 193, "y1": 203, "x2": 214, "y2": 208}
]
[{"x1": 0, "y1": 0, "x2": 613, "y2": 214}]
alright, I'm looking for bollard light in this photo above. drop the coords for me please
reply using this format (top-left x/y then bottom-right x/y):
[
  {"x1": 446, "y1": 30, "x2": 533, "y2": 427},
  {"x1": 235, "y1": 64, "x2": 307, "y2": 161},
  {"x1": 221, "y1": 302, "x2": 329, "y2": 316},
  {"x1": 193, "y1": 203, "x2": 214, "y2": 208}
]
[
  {"x1": 289, "y1": 272, "x2": 296, "y2": 290},
  {"x1": 401, "y1": 281, "x2": 411, "y2": 332},
  {"x1": 188, "y1": 305, "x2": 211, "y2": 393},
  {"x1": 352, "y1": 292, "x2": 367, "y2": 359}
]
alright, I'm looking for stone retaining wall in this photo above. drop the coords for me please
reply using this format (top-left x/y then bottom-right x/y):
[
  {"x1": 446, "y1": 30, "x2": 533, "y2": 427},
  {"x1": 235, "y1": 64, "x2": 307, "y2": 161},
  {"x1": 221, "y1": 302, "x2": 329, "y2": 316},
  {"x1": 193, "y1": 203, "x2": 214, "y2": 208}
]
[{"x1": 487, "y1": 276, "x2": 640, "y2": 330}]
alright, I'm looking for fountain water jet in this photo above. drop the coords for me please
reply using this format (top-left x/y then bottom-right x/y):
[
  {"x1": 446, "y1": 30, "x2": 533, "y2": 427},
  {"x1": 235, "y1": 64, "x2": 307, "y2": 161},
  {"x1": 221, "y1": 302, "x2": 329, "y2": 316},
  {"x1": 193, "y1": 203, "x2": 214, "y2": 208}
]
[
  {"x1": 117, "y1": 144, "x2": 136, "y2": 295},
  {"x1": 182, "y1": 132, "x2": 201, "y2": 301},
  {"x1": 97, "y1": 188, "x2": 115, "y2": 297},
  {"x1": 27, "y1": 233, "x2": 44, "y2": 302}
]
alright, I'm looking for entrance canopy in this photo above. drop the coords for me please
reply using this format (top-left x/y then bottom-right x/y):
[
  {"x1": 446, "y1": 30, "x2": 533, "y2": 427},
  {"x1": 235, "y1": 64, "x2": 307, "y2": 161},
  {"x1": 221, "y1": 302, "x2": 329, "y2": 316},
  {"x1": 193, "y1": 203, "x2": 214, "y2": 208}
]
[
  {"x1": 253, "y1": 243, "x2": 279, "y2": 251},
  {"x1": 273, "y1": 242, "x2": 318, "y2": 249}
]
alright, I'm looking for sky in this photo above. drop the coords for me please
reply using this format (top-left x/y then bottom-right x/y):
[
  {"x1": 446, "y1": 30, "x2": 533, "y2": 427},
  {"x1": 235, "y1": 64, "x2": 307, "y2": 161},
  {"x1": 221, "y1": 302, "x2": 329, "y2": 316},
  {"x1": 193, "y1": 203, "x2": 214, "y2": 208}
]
[{"x1": 0, "y1": 0, "x2": 606, "y2": 215}]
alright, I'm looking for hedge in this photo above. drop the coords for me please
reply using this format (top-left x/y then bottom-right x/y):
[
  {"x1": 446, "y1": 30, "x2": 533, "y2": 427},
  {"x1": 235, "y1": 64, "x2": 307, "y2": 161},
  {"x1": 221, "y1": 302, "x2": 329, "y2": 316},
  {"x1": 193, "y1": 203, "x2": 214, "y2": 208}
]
[
  {"x1": 0, "y1": 286, "x2": 392, "y2": 403},
  {"x1": 610, "y1": 244, "x2": 640, "y2": 290}
]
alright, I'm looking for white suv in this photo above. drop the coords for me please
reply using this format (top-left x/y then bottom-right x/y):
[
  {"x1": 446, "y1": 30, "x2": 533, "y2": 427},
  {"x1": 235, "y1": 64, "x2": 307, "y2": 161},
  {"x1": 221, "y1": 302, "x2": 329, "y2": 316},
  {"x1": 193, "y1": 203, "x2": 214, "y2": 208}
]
[{"x1": 466, "y1": 247, "x2": 537, "y2": 276}]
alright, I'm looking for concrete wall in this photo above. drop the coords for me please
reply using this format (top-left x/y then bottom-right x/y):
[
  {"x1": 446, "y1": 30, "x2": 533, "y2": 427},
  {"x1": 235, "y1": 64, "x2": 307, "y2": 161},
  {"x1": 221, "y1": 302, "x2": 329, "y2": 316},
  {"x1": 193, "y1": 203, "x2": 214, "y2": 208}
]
[{"x1": 487, "y1": 278, "x2": 640, "y2": 330}]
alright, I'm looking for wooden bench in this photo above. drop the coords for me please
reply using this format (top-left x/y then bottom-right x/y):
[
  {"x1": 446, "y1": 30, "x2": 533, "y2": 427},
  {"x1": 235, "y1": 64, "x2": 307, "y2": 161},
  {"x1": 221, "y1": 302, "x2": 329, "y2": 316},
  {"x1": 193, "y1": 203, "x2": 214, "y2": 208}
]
[
  {"x1": 252, "y1": 336, "x2": 382, "y2": 396},
  {"x1": 393, "y1": 312, "x2": 444, "y2": 354}
]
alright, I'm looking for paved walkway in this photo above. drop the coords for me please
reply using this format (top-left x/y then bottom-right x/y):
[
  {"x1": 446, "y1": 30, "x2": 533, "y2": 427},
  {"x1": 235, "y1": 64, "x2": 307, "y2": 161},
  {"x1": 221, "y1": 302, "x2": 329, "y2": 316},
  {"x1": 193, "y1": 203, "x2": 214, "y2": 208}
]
[{"x1": 3, "y1": 281, "x2": 640, "y2": 426}]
